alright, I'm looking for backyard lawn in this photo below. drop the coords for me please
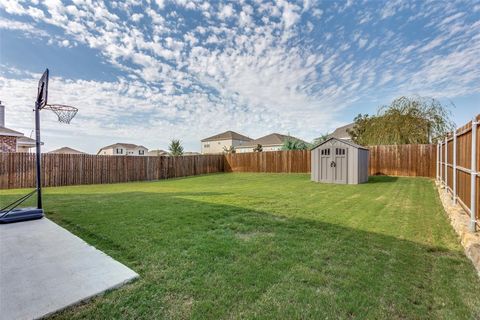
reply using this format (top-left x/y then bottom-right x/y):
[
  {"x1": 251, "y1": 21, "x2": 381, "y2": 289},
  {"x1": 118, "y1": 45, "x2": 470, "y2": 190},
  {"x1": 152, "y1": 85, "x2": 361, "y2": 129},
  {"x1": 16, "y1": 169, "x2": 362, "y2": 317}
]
[{"x1": 1, "y1": 173, "x2": 480, "y2": 319}]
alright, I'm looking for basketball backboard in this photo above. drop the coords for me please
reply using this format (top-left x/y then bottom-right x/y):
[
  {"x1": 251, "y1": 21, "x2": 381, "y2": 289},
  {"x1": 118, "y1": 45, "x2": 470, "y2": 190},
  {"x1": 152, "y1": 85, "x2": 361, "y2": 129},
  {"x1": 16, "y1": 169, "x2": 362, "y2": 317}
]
[{"x1": 37, "y1": 68, "x2": 49, "y2": 108}]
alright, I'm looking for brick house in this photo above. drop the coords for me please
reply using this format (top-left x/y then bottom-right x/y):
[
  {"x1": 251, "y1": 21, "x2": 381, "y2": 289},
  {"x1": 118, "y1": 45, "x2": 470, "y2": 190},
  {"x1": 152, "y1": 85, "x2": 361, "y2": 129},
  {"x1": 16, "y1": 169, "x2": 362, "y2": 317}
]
[{"x1": 0, "y1": 102, "x2": 39, "y2": 153}]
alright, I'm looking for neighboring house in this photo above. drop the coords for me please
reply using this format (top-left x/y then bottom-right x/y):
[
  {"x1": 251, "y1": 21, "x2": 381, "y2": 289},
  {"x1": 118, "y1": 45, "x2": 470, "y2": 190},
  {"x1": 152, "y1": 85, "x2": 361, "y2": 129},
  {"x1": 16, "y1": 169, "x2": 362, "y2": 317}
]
[
  {"x1": 328, "y1": 123, "x2": 354, "y2": 141},
  {"x1": 97, "y1": 143, "x2": 148, "y2": 156},
  {"x1": 147, "y1": 149, "x2": 170, "y2": 156},
  {"x1": 17, "y1": 136, "x2": 37, "y2": 152},
  {"x1": 201, "y1": 130, "x2": 252, "y2": 154},
  {"x1": 183, "y1": 152, "x2": 201, "y2": 156},
  {"x1": 0, "y1": 102, "x2": 39, "y2": 153},
  {"x1": 48, "y1": 147, "x2": 86, "y2": 155},
  {"x1": 236, "y1": 133, "x2": 308, "y2": 153}
]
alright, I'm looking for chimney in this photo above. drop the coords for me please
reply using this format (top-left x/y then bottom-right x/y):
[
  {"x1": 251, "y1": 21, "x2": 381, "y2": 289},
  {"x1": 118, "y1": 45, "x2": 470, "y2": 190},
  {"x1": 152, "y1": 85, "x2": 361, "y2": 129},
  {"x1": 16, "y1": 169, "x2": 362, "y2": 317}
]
[{"x1": 0, "y1": 101, "x2": 4, "y2": 128}]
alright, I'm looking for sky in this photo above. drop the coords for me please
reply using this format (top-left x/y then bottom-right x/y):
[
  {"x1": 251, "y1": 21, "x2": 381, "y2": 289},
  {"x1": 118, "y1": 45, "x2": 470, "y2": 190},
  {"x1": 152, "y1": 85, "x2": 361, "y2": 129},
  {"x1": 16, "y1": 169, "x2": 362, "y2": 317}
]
[{"x1": 0, "y1": 0, "x2": 479, "y2": 153}]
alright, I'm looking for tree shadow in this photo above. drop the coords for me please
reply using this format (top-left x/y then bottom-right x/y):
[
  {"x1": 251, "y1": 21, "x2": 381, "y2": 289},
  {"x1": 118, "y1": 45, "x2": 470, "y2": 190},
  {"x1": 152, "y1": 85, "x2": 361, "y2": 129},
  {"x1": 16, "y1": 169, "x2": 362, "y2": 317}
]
[
  {"x1": 367, "y1": 175, "x2": 399, "y2": 183},
  {"x1": 41, "y1": 190, "x2": 480, "y2": 320}
]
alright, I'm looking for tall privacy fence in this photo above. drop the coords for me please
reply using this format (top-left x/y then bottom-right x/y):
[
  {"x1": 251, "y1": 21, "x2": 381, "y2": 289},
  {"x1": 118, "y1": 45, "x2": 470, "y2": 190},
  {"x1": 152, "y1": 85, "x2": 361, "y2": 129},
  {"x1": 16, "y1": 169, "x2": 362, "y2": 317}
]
[
  {"x1": 437, "y1": 115, "x2": 480, "y2": 231},
  {"x1": 0, "y1": 153, "x2": 225, "y2": 189},
  {"x1": 224, "y1": 145, "x2": 436, "y2": 177},
  {"x1": 1, "y1": 144, "x2": 437, "y2": 189}
]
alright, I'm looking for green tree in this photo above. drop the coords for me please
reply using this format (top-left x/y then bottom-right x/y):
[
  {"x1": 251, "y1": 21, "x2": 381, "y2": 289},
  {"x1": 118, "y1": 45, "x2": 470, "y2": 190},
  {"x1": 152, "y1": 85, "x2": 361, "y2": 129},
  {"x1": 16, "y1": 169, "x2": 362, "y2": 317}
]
[
  {"x1": 253, "y1": 144, "x2": 263, "y2": 152},
  {"x1": 168, "y1": 139, "x2": 184, "y2": 156},
  {"x1": 223, "y1": 145, "x2": 236, "y2": 154},
  {"x1": 348, "y1": 96, "x2": 454, "y2": 145},
  {"x1": 312, "y1": 133, "x2": 330, "y2": 146},
  {"x1": 281, "y1": 137, "x2": 309, "y2": 150}
]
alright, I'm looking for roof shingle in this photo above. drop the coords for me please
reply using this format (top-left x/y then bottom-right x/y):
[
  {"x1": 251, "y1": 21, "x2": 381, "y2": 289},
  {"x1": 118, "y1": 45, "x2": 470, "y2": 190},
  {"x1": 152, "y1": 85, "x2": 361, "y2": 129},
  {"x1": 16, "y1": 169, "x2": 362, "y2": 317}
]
[
  {"x1": 201, "y1": 131, "x2": 252, "y2": 142},
  {"x1": 236, "y1": 133, "x2": 307, "y2": 148}
]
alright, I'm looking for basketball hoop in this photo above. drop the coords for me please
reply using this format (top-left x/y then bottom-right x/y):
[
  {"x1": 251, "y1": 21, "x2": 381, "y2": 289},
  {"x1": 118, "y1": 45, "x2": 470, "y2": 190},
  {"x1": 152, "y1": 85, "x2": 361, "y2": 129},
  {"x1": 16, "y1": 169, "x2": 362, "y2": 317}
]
[
  {"x1": 43, "y1": 104, "x2": 78, "y2": 124},
  {"x1": 1, "y1": 68, "x2": 80, "y2": 224}
]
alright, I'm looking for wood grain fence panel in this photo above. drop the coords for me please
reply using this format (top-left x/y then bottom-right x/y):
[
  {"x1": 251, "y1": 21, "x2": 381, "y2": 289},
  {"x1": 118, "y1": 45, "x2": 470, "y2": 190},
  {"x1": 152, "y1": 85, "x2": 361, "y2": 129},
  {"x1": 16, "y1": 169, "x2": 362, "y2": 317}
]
[
  {"x1": 1, "y1": 144, "x2": 441, "y2": 190},
  {"x1": 225, "y1": 146, "x2": 435, "y2": 177},
  {"x1": 0, "y1": 154, "x2": 225, "y2": 189},
  {"x1": 438, "y1": 114, "x2": 479, "y2": 222}
]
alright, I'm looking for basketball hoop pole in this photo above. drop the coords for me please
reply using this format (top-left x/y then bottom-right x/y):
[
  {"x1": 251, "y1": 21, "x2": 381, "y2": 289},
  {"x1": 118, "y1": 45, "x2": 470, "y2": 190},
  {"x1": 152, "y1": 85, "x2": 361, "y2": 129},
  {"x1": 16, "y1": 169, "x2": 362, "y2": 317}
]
[{"x1": 35, "y1": 99, "x2": 42, "y2": 210}]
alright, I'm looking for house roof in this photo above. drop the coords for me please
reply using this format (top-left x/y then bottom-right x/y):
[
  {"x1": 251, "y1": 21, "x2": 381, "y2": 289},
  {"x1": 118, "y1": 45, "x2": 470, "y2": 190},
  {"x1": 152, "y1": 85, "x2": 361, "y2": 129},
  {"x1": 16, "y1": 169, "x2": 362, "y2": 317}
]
[
  {"x1": 311, "y1": 137, "x2": 369, "y2": 151},
  {"x1": 48, "y1": 147, "x2": 86, "y2": 154},
  {"x1": 16, "y1": 136, "x2": 42, "y2": 147},
  {"x1": 0, "y1": 126, "x2": 24, "y2": 137},
  {"x1": 99, "y1": 143, "x2": 147, "y2": 151},
  {"x1": 201, "y1": 131, "x2": 252, "y2": 142},
  {"x1": 328, "y1": 123, "x2": 355, "y2": 140},
  {"x1": 236, "y1": 133, "x2": 307, "y2": 148},
  {"x1": 147, "y1": 149, "x2": 170, "y2": 156}
]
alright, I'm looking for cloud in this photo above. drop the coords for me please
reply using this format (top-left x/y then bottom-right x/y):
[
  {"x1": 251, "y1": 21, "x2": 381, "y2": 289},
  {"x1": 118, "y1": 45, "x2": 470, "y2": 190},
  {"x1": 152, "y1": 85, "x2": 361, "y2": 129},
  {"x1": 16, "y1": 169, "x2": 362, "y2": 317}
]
[
  {"x1": 218, "y1": 4, "x2": 234, "y2": 20},
  {"x1": 0, "y1": 0, "x2": 479, "y2": 152}
]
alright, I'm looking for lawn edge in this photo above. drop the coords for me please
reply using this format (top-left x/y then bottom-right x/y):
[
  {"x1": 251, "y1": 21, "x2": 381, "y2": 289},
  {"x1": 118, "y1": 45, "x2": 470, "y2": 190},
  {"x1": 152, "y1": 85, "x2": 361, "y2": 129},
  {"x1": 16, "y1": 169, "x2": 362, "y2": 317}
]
[{"x1": 436, "y1": 182, "x2": 480, "y2": 276}]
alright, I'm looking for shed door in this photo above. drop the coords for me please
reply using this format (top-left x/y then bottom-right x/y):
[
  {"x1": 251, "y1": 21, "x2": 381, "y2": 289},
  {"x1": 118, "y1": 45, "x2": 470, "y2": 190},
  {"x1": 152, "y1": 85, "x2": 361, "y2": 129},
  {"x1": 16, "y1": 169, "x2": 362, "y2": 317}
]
[
  {"x1": 319, "y1": 148, "x2": 332, "y2": 182},
  {"x1": 333, "y1": 147, "x2": 347, "y2": 184}
]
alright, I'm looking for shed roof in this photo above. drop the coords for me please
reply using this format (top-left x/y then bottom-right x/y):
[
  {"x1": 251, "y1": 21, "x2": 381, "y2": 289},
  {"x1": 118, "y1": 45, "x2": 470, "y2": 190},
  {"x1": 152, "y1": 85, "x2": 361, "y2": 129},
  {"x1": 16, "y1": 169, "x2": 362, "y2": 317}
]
[
  {"x1": 201, "y1": 131, "x2": 252, "y2": 142},
  {"x1": 311, "y1": 137, "x2": 369, "y2": 150}
]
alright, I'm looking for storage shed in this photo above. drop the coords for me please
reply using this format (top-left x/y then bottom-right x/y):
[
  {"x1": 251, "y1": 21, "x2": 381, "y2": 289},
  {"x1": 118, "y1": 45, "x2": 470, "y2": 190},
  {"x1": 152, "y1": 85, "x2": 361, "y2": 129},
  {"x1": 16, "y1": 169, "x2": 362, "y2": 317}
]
[{"x1": 311, "y1": 138, "x2": 369, "y2": 184}]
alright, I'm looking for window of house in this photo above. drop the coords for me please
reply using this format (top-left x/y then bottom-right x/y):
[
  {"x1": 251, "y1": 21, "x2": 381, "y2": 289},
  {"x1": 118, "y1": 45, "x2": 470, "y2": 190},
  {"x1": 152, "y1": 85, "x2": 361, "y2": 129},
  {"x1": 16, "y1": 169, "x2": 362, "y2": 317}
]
[
  {"x1": 116, "y1": 148, "x2": 123, "y2": 154},
  {"x1": 335, "y1": 148, "x2": 345, "y2": 155},
  {"x1": 321, "y1": 149, "x2": 330, "y2": 156},
  {"x1": 139, "y1": 150, "x2": 144, "y2": 155},
  {"x1": 204, "y1": 144, "x2": 210, "y2": 148}
]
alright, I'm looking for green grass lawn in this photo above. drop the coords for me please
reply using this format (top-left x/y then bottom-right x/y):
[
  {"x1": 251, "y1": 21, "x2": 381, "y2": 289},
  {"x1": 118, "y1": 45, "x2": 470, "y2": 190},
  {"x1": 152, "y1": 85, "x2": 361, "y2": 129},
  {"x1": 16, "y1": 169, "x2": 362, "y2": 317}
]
[{"x1": 1, "y1": 174, "x2": 479, "y2": 319}]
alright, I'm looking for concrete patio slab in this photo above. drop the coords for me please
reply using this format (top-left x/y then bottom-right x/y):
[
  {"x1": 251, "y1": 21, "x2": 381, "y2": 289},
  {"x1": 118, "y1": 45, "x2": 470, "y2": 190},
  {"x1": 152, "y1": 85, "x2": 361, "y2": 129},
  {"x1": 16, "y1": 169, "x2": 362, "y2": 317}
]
[{"x1": 0, "y1": 218, "x2": 138, "y2": 320}]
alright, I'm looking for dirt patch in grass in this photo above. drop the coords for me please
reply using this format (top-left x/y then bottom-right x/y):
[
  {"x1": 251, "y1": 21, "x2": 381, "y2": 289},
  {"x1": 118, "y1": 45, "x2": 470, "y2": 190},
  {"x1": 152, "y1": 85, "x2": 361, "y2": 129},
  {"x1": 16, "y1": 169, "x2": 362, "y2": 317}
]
[{"x1": 235, "y1": 231, "x2": 275, "y2": 241}]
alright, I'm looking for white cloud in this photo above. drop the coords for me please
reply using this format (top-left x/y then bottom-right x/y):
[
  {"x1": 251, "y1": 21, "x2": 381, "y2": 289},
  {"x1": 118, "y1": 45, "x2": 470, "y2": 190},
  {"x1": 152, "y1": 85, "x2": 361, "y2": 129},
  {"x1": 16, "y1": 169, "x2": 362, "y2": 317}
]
[
  {"x1": 131, "y1": 13, "x2": 143, "y2": 22},
  {"x1": 0, "y1": 0, "x2": 479, "y2": 152},
  {"x1": 218, "y1": 4, "x2": 234, "y2": 20}
]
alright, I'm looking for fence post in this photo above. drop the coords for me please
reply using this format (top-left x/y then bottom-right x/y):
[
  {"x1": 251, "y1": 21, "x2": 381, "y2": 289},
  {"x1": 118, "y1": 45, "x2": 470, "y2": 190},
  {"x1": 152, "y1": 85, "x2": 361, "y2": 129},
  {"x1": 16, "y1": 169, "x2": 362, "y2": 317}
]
[
  {"x1": 453, "y1": 129, "x2": 457, "y2": 204},
  {"x1": 436, "y1": 143, "x2": 439, "y2": 182},
  {"x1": 470, "y1": 118, "x2": 477, "y2": 232},
  {"x1": 439, "y1": 141, "x2": 443, "y2": 185},
  {"x1": 445, "y1": 136, "x2": 448, "y2": 189}
]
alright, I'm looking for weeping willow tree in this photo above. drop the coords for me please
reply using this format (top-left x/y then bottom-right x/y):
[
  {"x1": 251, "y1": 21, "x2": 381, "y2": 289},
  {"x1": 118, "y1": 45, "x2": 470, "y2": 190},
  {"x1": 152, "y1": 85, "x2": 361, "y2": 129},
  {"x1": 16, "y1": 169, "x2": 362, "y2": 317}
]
[{"x1": 348, "y1": 96, "x2": 454, "y2": 145}]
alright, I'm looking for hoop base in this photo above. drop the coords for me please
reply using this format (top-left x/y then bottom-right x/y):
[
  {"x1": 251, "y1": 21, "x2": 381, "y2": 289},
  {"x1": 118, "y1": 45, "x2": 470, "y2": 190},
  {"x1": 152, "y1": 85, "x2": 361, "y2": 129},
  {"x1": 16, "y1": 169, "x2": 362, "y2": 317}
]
[{"x1": 0, "y1": 208, "x2": 44, "y2": 224}]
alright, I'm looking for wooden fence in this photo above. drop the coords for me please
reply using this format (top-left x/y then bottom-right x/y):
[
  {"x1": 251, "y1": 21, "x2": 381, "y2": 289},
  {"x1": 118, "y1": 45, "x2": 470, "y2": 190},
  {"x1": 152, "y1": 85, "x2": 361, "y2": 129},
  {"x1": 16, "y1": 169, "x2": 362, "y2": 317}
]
[
  {"x1": 0, "y1": 144, "x2": 441, "y2": 189},
  {"x1": 225, "y1": 145, "x2": 436, "y2": 177},
  {"x1": 368, "y1": 144, "x2": 436, "y2": 177},
  {"x1": 438, "y1": 114, "x2": 480, "y2": 230},
  {"x1": 224, "y1": 150, "x2": 311, "y2": 173},
  {"x1": 0, "y1": 153, "x2": 225, "y2": 189}
]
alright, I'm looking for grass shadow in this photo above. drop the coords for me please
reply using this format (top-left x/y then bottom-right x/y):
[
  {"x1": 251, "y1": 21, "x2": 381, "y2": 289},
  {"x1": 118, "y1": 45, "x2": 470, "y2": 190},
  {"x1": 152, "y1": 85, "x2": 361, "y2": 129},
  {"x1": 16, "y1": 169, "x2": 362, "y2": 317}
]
[{"x1": 367, "y1": 175, "x2": 399, "y2": 183}]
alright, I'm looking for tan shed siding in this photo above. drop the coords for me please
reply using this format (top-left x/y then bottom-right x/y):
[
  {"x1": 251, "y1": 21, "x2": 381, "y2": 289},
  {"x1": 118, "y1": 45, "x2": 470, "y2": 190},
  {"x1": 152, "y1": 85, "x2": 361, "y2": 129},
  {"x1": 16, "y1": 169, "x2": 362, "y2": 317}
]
[
  {"x1": 311, "y1": 138, "x2": 368, "y2": 184},
  {"x1": 357, "y1": 149, "x2": 369, "y2": 183},
  {"x1": 311, "y1": 148, "x2": 317, "y2": 181},
  {"x1": 348, "y1": 146, "x2": 357, "y2": 184}
]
